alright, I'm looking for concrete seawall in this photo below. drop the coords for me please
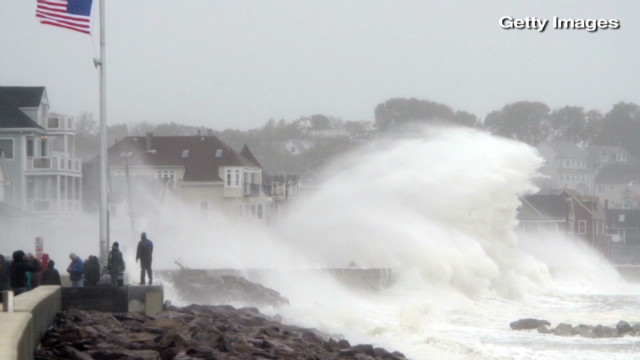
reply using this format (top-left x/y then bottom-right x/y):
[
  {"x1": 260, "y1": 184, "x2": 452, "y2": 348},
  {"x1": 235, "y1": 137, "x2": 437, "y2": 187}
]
[{"x1": 0, "y1": 286, "x2": 61, "y2": 360}]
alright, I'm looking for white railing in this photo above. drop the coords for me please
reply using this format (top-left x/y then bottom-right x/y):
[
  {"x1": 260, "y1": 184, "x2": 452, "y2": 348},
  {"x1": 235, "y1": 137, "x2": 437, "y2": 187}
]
[
  {"x1": 30, "y1": 199, "x2": 81, "y2": 213},
  {"x1": 46, "y1": 116, "x2": 74, "y2": 130},
  {"x1": 26, "y1": 156, "x2": 82, "y2": 173}
]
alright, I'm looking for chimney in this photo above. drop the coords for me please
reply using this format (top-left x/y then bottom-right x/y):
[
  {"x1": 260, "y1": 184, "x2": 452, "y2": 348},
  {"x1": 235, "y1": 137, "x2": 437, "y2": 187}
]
[{"x1": 146, "y1": 132, "x2": 153, "y2": 151}]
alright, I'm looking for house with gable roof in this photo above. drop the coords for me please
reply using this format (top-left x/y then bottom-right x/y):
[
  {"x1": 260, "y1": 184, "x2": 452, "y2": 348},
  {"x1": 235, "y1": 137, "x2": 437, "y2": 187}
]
[
  {"x1": 517, "y1": 192, "x2": 572, "y2": 235},
  {"x1": 536, "y1": 141, "x2": 596, "y2": 196},
  {"x1": 100, "y1": 133, "x2": 273, "y2": 223},
  {"x1": 0, "y1": 86, "x2": 82, "y2": 215},
  {"x1": 593, "y1": 164, "x2": 640, "y2": 210},
  {"x1": 517, "y1": 189, "x2": 610, "y2": 252},
  {"x1": 587, "y1": 145, "x2": 637, "y2": 172}
]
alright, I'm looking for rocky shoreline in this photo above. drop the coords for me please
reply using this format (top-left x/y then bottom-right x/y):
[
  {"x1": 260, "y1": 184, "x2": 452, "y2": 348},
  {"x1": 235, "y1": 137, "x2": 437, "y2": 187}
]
[
  {"x1": 35, "y1": 304, "x2": 407, "y2": 360},
  {"x1": 510, "y1": 318, "x2": 640, "y2": 338}
]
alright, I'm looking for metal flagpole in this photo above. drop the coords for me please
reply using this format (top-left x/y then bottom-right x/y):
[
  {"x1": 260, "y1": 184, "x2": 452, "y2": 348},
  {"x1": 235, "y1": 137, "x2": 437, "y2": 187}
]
[{"x1": 97, "y1": 0, "x2": 109, "y2": 267}]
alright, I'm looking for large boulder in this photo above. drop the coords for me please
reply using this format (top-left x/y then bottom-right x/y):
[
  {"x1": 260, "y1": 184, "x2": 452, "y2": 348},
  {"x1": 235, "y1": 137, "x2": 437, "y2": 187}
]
[{"x1": 509, "y1": 318, "x2": 551, "y2": 330}]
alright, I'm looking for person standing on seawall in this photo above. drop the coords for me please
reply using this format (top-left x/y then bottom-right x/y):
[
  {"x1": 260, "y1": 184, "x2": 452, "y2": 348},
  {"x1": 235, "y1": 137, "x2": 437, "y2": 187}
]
[
  {"x1": 9, "y1": 250, "x2": 36, "y2": 295},
  {"x1": 67, "y1": 253, "x2": 84, "y2": 287},
  {"x1": 108, "y1": 242, "x2": 125, "y2": 287},
  {"x1": 136, "y1": 232, "x2": 153, "y2": 285},
  {"x1": 41, "y1": 260, "x2": 62, "y2": 286}
]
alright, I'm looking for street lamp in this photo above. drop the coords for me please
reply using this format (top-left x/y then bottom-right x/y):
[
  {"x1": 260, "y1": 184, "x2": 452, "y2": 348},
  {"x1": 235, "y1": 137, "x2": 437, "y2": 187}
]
[{"x1": 121, "y1": 149, "x2": 156, "y2": 239}]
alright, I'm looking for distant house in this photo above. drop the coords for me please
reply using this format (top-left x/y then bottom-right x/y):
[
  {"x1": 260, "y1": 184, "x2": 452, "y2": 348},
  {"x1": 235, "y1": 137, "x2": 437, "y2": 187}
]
[
  {"x1": 277, "y1": 139, "x2": 315, "y2": 156},
  {"x1": 517, "y1": 193, "x2": 571, "y2": 234},
  {"x1": 587, "y1": 145, "x2": 637, "y2": 172},
  {"x1": 517, "y1": 190, "x2": 608, "y2": 248},
  {"x1": 593, "y1": 164, "x2": 640, "y2": 210},
  {"x1": 0, "y1": 86, "x2": 82, "y2": 215},
  {"x1": 536, "y1": 141, "x2": 595, "y2": 196},
  {"x1": 605, "y1": 209, "x2": 640, "y2": 246},
  {"x1": 96, "y1": 134, "x2": 273, "y2": 223},
  {"x1": 558, "y1": 189, "x2": 608, "y2": 248}
]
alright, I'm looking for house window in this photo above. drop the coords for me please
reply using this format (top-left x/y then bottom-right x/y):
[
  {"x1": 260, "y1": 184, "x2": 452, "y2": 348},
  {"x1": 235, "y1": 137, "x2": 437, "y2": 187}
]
[
  {"x1": 215, "y1": 149, "x2": 223, "y2": 158},
  {"x1": 0, "y1": 139, "x2": 14, "y2": 159},
  {"x1": 40, "y1": 138, "x2": 47, "y2": 157},
  {"x1": 235, "y1": 170, "x2": 240, "y2": 186},
  {"x1": 578, "y1": 220, "x2": 587, "y2": 234},
  {"x1": 27, "y1": 138, "x2": 34, "y2": 157},
  {"x1": 226, "y1": 170, "x2": 232, "y2": 186},
  {"x1": 181, "y1": 149, "x2": 189, "y2": 158},
  {"x1": 157, "y1": 170, "x2": 176, "y2": 187},
  {"x1": 619, "y1": 214, "x2": 626, "y2": 222}
]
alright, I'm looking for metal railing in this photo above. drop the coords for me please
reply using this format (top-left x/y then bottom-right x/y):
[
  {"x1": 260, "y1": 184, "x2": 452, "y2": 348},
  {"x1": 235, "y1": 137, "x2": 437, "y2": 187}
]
[
  {"x1": 243, "y1": 183, "x2": 260, "y2": 197},
  {"x1": 26, "y1": 156, "x2": 82, "y2": 172}
]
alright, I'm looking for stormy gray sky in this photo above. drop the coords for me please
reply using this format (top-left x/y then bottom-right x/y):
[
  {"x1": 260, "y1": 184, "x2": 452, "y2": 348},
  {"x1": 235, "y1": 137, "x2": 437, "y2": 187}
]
[{"x1": 1, "y1": 1, "x2": 638, "y2": 129}]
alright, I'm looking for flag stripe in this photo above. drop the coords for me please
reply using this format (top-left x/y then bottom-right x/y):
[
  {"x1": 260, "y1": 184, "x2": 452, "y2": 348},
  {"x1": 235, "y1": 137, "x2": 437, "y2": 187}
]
[
  {"x1": 38, "y1": 15, "x2": 90, "y2": 30},
  {"x1": 40, "y1": 20, "x2": 91, "y2": 34},
  {"x1": 37, "y1": 10, "x2": 90, "y2": 23},
  {"x1": 36, "y1": 0, "x2": 93, "y2": 35}
]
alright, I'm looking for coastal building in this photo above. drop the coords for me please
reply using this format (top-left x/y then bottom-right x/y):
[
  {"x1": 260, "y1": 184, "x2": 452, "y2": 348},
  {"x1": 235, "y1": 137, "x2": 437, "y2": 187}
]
[
  {"x1": 0, "y1": 86, "x2": 82, "y2": 215},
  {"x1": 96, "y1": 133, "x2": 273, "y2": 224},
  {"x1": 536, "y1": 141, "x2": 596, "y2": 196},
  {"x1": 593, "y1": 164, "x2": 640, "y2": 210},
  {"x1": 517, "y1": 193, "x2": 571, "y2": 235},
  {"x1": 586, "y1": 145, "x2": 637, "y2": 172},
  {"x1": 517, "y1": 190, "x2": 609, "y2": 249}
]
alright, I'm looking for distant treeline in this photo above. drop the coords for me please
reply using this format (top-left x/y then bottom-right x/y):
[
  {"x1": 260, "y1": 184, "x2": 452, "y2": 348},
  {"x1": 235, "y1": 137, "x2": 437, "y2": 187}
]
[{"x1": 71, "y1": 98, "x2": 640, "y2": 174}]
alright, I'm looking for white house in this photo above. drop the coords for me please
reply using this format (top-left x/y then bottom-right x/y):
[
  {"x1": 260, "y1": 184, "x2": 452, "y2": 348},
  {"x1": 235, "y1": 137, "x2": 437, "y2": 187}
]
[
  {"x1": 0, "y1": 86, "x2": 82, "y2": 215},
  {"x1": 99, "y1": 134, "x2": 274, "y2": 224},
  {"x1": 536, "y1": 141, "x2": 596, "y2": 196}
]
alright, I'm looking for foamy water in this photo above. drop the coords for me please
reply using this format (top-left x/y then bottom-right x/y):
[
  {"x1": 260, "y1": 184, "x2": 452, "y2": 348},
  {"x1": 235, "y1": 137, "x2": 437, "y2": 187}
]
[{"x1": 4, "y1": 126, "x2": 640, "y2": 359}]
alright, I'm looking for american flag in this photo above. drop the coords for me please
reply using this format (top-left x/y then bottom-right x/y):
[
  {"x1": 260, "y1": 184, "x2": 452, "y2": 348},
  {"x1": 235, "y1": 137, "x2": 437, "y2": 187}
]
[{"x1": 36, "y1": 0, "x2": 93, "y2": 35}]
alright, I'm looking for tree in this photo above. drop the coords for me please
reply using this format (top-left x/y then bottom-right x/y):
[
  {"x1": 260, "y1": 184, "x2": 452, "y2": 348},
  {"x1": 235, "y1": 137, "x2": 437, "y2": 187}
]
[
  {"x1": 374, "y1": 98, "x2": 456, "y2": 131},
  {"x1": 549, "y1": 106, "x2": 586, "y2": 143},
  {"x1": 452, "y1": 111, "x2": 478, "y2": 127},
  {"x1": 484, "y1": 101, "x2": 551, "y2": 145},
  {"x1": 596, "y1": 102, "x2": 640, "y2": 157}
]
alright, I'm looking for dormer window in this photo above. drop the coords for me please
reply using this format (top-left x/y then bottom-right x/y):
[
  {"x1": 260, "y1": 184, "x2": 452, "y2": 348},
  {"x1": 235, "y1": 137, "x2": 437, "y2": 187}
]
[
  {"x1": 215, "y1": 149, "x2": 223, "y2": 158},
  {"x1": 181, "y1": 149, "x2": 189, "y2": 158}
]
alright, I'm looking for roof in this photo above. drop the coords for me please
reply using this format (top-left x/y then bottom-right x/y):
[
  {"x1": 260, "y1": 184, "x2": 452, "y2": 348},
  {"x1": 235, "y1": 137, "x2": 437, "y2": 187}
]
[
  {"x1": 520, "y1": 194, "x2": 569, "y2": 219},
  {"x1": 587, "y1": 146, "x2": 639, "y2": 165},
  {"x1": 540, "y1": 141, "x2": 588, "y2": 160},
  {"x1": 0, "y1": 88, "x2": 44, "y2": 129},
  {"x1": 103, "y1": 135, "x2": 261, "y2": 182},
  {"x1": 594, "y1": 164, "x2": 640, "y2": 184}
]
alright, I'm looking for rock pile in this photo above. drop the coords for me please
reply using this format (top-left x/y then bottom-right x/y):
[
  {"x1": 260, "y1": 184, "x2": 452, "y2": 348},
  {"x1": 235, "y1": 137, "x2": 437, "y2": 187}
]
[
  {"x1": 35, "y1": 304, "x2": 407, "y2": 360},
  {"x1": 161, "y1": 269, "x2": 290, "y2": 308},
  {"x1": 510, "y1": 318, "x2": 640, "y2": 338}
]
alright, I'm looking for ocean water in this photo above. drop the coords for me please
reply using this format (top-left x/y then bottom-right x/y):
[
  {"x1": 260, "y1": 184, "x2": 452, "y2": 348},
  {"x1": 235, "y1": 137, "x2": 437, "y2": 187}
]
[{"x1": 5, "y1": 126, "x2": 639, "y2": 359}]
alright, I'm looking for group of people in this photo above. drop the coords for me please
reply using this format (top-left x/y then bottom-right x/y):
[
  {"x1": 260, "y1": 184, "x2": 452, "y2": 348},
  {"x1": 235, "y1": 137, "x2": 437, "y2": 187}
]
[
  {"x1": 0, "y1": 251, "x2": 62, "y2": 296},
  {"x1": 0, "y1": 232, "x2": 154, "y2": 295}
]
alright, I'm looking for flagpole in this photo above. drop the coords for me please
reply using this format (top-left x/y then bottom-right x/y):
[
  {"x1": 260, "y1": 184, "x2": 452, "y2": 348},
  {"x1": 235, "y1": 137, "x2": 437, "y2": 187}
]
[{"x1": 98, "y1": 0, "x2": 109, "y2": 267}]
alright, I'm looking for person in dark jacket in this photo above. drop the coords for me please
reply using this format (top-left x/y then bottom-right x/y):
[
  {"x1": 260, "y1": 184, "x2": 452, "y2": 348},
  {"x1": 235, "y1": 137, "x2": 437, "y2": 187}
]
[
  {"x1": 84, "y1": 255, "x2": 101, "y2": 286},
  {"x1": 26, "y1": 253, "x2": 42, "y2": 289},
  {"x1": 136, "y1": 232, "x2": 153, "y2": 285},
  {"x1": 41, "y1": 260, "x2": 62, "y2": 286},
  {"x1": 67, "y1": 253, "x2": 84, "y2": 287},
  {"x1": 10, "y1": 250, "x2": 36, "y2": 295},
  {"x1": 108, "y1": 242, "x2": 126, "y2": 287}
]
